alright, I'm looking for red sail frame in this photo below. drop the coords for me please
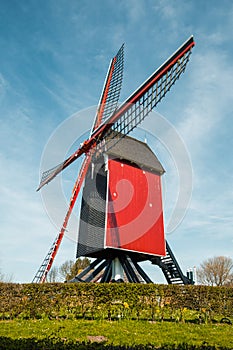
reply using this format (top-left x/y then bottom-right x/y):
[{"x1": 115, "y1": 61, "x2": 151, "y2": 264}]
[
  {"x1": 37, "y1": 36, "x2": 195, "y2": 191},
  {"x1": 33, "y1": 45, "x2": 124, "y2": 283}
]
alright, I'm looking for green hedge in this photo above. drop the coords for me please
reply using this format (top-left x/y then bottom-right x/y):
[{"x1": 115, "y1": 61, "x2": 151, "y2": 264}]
[
  {"x1": 0, "y1": 336, "x2": 231, "y2": 350},
  {"x1": 0, "y1": 283, "x2": 232, "y2": 323}
]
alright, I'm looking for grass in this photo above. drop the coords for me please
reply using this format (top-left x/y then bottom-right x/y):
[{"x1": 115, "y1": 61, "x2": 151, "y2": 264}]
[{"x1": 0, "y1": 318, "x2": 232, "y2": 348}]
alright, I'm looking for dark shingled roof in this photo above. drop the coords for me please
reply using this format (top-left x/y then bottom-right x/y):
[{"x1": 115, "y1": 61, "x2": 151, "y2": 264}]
[{"x1": 104, "y1": 135, "x2": 165, "y2": 175}]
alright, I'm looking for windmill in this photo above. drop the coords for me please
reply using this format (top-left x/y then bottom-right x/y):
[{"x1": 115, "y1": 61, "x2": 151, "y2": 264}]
[{"x1": 33, "y1": 36, "x2": 195, "y2": 284}]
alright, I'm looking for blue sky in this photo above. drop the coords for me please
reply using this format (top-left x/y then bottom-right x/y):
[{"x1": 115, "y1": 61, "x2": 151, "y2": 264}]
[{"x1": 1, "y1": 0, "x2": 233, "y2": 283}]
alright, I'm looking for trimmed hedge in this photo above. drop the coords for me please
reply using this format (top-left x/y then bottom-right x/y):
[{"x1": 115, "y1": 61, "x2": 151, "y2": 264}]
[
  {"x1": 0, "y1": 283, "x2": 232, "y2": 322},
  {"x1": 0, "y1": 336, "x2": 232, "y2": 350}
]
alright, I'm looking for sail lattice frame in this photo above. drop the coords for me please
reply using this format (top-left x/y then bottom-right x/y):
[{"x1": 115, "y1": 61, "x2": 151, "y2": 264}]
[{"x1": 100, "y1": 44, "x2": 193, "y2": 150}]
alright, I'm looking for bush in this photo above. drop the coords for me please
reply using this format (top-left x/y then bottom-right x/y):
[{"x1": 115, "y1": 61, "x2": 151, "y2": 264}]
[
  {"x1": 0, "y1": 283, "x2": 232, "y2": 323},
  {"x1": 0, "y1": 337, "x2": 232, "y2": 350}
]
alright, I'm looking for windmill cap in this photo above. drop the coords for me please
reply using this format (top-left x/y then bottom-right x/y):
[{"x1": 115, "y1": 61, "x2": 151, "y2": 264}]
[{"x1": 105, "y1": 134, "x2": 165, "y2": 175}]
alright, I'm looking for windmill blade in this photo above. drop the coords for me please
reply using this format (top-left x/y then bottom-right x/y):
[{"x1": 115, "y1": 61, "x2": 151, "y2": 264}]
[
  {"x1": 91, "y1": 43, "x2": 124, "y2": 132},
  {"x1": 37, "y1": 36, "x2": 194, "y2": 191},
  {"x1": 34, "y1": 44, "x2": 124, "y2": 276},
  {"x1": 37, "y1": 45, "x2": 124, "y2": 191},
  {"x1": 33, "y1": 154, "x2": 91, "y2": 283},
  {"x1": 37, "y1": 145, "x2": 89, "y2": 191},
  {"x1": 93, "y1": 36, "x2": 195, "y2": 148}
]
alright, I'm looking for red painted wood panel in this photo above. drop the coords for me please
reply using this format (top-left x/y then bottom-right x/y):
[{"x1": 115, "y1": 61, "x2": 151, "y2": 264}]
[{"x1": 106, "y1": 159, "x2": 165, "y2": 256}]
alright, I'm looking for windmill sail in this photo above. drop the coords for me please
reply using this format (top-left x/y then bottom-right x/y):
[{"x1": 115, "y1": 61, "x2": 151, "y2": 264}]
[
  {"x1": 32, "y1": 154, "x2": 91, "y2": 283},
  {"x1": 33, "y1": 44, "x2": 125, "y2": 282},
  {"x1": 37, "y1": 36, "x2": 195, "y2": 191},
  {"x1": 37, "y1": 45, "x2": 124, "y2": 191},
  {"x1": 94, "y1": 36, "x2": 195, "y2": 148},
  {"x1": 91, "y1": 44, "x2": 124, "y2": 132}
]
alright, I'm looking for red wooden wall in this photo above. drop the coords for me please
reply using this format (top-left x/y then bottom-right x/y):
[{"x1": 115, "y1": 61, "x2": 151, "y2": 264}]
[{"x1": 106, "y1": 159, "x2": 165, "y2": 256}]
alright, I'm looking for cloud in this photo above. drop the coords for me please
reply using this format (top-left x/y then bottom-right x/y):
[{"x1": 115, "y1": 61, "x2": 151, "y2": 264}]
[
  {"x1": 165, "y1": 42, "x2": 233, "y2": 253},
  {"x1": 124, "y1": 0, "x2": 146, "y2": 22},
  {"x1": 177, "y1": 45, "x2": 233, "y2": 178},
  {"x1": 0, "y1": 73, "x2": 8, "y2": 102}
]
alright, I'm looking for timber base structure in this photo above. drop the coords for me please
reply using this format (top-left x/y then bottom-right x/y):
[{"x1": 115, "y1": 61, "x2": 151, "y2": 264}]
[{"x1": 69, "y1": 241, "x2": 194, "y2": 285}]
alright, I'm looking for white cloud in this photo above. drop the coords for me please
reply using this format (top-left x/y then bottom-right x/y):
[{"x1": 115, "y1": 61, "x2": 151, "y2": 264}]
[
  {"x1": 124, "y1": 0, "x2": 146, "y2": 22},
  {"x1": 0, "y1": 73, "x2": 8, "y2": 102},
  {"x1": 179, "y1": 49, "x2": 233, "y2": 148},
  {"x1": 169, "y1": 45, "x2": 233, "y2": 251}
]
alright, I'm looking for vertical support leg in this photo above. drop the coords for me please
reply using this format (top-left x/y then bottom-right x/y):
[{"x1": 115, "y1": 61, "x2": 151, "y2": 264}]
[
  {"x1": 69, "y1": 258, "x2": 103, "y2": 282},
  {"x1": 85, "y1": 259, "x2": 109, "y2": 282},
  {"x1": 112, "y1": 257, "x2": 124, "y2": 281},
  {"x1": 100, "y1": 259, "x2": 113, "y2": 282},
  {"x1": 119, "y1": 255, "x2": 140, "y2": 283}
]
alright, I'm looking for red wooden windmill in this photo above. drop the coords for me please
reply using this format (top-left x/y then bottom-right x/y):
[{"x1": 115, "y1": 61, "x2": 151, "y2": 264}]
[{"x1": 33, "y1": 36, "x2": 195, "y2": 284}]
